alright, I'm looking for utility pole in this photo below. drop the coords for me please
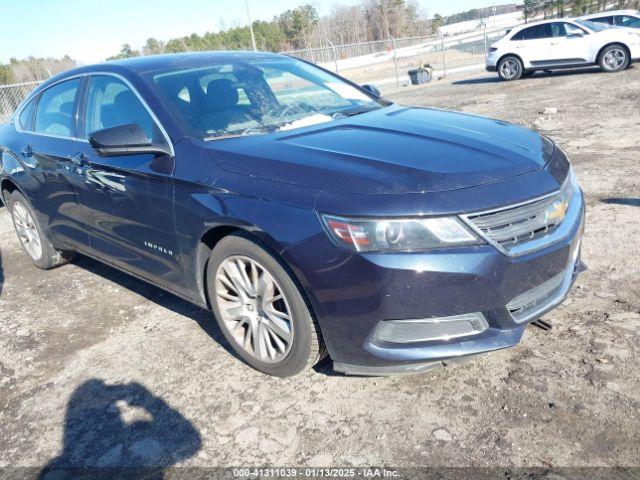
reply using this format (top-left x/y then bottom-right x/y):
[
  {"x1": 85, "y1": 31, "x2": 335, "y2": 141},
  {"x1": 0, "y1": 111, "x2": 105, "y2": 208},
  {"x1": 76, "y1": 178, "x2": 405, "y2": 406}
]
[{"x1": 245, "y1": 0, "x2": 257, "y2": 51}]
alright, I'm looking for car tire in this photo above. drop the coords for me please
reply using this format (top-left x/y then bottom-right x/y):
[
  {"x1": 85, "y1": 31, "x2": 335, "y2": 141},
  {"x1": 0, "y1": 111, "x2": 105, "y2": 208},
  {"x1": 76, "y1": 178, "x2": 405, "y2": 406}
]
[
  {"x1": 206, "y1": 232, "x2": 326, "y2": 377},
  {"x1": 8, "y1": 190, "x2": 74, "y2": 270},
  {"x1": 598, "y1": 44, "x2": 630, "y2": 73},
  {"x1": 498, "y1": 55, "x2": 523, "y2": 81}
]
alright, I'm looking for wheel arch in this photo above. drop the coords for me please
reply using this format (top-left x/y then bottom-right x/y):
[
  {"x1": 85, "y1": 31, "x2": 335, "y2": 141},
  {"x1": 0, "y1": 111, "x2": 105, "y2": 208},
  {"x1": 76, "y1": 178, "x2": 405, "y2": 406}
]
[
  {"x1": 1, "y1": 178, "x2": 22, "y2": 206},
  {"x1": 497, "y1": 53, "x2": 525, "y2": 69},
  {"x1": 596, "y1": 42, "x2": 631, "y2": 64},
  {"x1": 195, "y1": 225, "x2": 318, "y2": 320}
]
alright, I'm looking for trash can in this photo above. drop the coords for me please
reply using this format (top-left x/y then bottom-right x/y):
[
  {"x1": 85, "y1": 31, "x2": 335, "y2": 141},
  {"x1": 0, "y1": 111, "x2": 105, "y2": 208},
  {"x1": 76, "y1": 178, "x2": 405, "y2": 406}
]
[{"x1": 407, "y1": 68, "x2": 431, "y2": 85}]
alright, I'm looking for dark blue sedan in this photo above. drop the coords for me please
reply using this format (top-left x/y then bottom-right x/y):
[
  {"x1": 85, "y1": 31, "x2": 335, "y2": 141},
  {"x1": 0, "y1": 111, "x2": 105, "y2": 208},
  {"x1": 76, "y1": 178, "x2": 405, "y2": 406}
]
[{"x1": 0, "y1": 52, "x2": 584, "y2": 376}]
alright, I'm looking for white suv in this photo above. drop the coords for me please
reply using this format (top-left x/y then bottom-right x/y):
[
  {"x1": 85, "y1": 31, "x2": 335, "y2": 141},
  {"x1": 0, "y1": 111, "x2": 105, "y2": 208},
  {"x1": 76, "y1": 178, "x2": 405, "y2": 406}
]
[
  {"x1": 581, "y1": 9, "x2": 640, "y2": 29},
  {"x1": 486, "y1": 18, "x2": 640, "y2": 80}
]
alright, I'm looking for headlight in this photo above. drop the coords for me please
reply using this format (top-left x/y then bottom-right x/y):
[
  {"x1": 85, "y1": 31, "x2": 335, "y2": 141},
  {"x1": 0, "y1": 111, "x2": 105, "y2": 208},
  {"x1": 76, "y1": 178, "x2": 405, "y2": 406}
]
[{"x1": 320, "y1": 214, "x2": 483, "y2": 252}]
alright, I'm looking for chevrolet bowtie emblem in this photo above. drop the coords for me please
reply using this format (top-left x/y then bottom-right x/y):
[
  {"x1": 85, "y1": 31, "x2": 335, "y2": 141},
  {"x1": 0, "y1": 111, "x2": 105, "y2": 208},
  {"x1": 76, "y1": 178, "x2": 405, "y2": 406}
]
[{"x1": 547, "y1": 200, "x2": 568, "y2": 223}]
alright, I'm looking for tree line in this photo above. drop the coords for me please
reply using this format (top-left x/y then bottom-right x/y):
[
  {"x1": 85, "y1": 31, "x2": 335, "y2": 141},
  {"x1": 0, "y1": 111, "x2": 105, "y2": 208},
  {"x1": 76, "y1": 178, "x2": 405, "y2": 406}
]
[
  {"x1": 0, "y1": 56, "x2": 77, "y2": 84},
  {"x1": 108, "y1": 0, "x2": 431, "y2": 59}
]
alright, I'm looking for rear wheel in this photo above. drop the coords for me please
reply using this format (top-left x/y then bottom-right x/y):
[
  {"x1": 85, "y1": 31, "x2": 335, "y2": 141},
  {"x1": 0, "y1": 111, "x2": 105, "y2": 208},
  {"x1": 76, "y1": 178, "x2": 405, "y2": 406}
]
[
  {"x1": 207, "y1": 233, "x2": 325, "y2": 377},
  {"x1": 8, "y1": 190, "x2": 73, "y2": 270},
  {"x1": 498, "y1": 56, "x2": 523, "y2": 81},
  {"x1": 598, "y1": 44, "x2": 629, "y2": 72}
]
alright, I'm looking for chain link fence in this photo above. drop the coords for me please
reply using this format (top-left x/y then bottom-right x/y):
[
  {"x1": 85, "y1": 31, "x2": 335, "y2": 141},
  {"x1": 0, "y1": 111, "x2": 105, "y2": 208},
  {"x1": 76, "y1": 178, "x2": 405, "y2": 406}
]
[
  {"x1": 283, "y1": 26, "x2": 508, "y2": 89},
  {"x1": 0, "y1": 81, "x2": 41, "y2": 124}
]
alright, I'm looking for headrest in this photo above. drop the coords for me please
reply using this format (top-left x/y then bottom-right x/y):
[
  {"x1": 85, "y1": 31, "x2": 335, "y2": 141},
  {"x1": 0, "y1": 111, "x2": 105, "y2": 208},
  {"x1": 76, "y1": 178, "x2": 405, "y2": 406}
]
[
  {"x1": 59, "y1": 101, "x2": 74, "y2": 117},
  {"x1": 206, "y1": 79, "x2": 239, "y2": 111},
  {"x1": 113, "y1": 90, "x2": 139, "y2": 111}
]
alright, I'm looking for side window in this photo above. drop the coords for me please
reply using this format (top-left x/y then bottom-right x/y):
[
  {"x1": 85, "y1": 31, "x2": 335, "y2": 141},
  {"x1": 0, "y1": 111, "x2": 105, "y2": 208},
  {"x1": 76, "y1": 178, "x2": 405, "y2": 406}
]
[
  {"x1": 562, "y1": 23, "x2": 586, "y2": 36},
  {"x1": 18, "y1": 97, "x2": 36, "y2": 131},
  {"x1": 550, "y1": 23, "x2": 567, "y2": 37},
  {"x1": 84, "y1": 76, "x2": 157, "y2": 142},
  {"x1": 34, "y1": 79, "x2": 80, "y2": 137},
  {"x1": 549, "y1": 22, "x2": 586, "y2": 37},
  {"x1": 592, "y1": 16, "x2": 614, "y2": 25},
  {"x1": 620, "y1": 15, "x2": 640, "y2": 27},
  {"x1": 513, "y1": 24, "x2": 551, "y2": 41}
]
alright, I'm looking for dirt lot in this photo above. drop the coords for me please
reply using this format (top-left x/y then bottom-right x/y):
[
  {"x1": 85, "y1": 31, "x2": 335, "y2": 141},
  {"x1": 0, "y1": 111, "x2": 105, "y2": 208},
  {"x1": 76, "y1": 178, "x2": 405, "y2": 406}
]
[{"x1": 1, "y1": 65, "x2": 639, "y2": 474}]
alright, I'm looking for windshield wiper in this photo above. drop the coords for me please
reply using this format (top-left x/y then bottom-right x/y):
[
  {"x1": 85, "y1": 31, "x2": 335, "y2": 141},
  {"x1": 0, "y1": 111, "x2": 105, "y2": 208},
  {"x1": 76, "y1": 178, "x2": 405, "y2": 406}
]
[
  {"x1": 330, "y1": 106, "x2": 381, "y2": 119},
  {"x1": 203, "y1": 127, "x2": 266, "y2": 141}
]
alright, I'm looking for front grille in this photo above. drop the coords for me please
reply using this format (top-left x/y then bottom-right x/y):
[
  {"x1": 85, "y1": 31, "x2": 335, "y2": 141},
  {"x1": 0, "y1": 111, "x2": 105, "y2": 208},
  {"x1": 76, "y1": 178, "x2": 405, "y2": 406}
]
[
  {"x1": 463, "y1": 172, "x2": 576, "y2": 256},
  {"x1": 467, "y1": 194, "x2": 565, "y2": 250}
]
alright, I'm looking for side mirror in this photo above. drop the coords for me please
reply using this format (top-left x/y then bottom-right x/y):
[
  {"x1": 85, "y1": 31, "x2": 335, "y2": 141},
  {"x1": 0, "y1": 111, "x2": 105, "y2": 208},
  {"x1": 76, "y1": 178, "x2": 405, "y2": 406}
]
[
  {"x1": 361, "y1": 84, "x2": 381, "y2": 98},
  {"x1": 88, "y1": 124, "x2": 172, "y2": 157},
  {"x1": 567, "y1": 32, "x2": 584, "y2": 38}
]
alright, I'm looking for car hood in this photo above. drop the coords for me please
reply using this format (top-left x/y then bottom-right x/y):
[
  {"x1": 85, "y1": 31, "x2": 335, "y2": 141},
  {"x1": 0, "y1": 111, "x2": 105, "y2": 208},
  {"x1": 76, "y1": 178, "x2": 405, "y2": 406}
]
[{"x1": 207, "y1": 105, "x2": 552, "y2": 195}]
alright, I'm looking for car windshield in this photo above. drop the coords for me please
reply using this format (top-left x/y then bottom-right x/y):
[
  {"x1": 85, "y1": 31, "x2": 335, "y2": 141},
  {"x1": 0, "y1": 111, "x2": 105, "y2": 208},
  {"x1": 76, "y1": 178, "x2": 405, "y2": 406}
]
[
  {"x1": 575, "y1": 19, "x2": 609, "y2": 31},
  {"x1": 149, "y1": 57, "x2": 384, "y2": 140}
]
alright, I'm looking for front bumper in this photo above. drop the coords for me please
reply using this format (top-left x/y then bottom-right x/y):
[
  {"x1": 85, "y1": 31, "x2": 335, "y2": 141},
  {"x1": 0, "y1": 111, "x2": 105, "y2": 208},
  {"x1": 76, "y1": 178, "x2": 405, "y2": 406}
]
[{"x1": 286, "y1": 190, "x2": 585, "y2": 375}]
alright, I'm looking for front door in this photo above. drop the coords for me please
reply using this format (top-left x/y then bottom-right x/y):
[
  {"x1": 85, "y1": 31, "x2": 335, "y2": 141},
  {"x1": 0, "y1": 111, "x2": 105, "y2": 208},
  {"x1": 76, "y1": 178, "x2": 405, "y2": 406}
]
[
  {"x1": 549, "y1": 22, "x2": 591, "y2": 64},
  {"x1": 75, "y1": 74, "x2": 182, "y2": 289},
  {"x1": 512, "y1": 23, "x2": 556, "y2": 65}
]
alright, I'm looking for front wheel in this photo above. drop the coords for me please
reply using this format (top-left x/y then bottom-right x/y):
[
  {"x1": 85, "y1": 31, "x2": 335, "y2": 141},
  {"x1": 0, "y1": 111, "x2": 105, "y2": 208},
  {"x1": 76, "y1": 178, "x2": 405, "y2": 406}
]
[
  {"x1": 8, "y1": 190, "x2": 73, "y2": 270},
  {"x1": 207, "y1": 233, "x2": 325, "y2": 377},
  {"x1": 598, "y1": 44, "x2": 629, "y2": 72},
  {"x1": 498, "y1": 55, "x2": 524, "y2": 81}
]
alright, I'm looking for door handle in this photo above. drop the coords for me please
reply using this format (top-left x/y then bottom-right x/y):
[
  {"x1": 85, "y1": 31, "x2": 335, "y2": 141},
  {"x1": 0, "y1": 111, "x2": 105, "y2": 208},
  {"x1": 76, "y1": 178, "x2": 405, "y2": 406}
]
[
  {"x1": 20, "y1": 144, "x2": 34, "y2": 157},
  {"x1": 70, "y1": 152, "x2": 90, "y2": 167}
]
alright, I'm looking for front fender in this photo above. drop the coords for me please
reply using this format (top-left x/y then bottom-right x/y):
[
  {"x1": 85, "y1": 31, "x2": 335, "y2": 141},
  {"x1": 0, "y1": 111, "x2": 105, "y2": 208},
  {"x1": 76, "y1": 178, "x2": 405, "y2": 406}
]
[{"x1": 172, "y1": 169, "x2": 323, "y2": 307}]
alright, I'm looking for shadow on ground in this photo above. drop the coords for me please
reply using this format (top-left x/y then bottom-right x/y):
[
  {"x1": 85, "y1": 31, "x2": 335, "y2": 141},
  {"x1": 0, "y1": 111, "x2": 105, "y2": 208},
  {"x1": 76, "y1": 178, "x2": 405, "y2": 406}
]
[
  {"x1": 70, "y1": 255, "x2": 337, "y2": 376},
  {"x1": 452, "y1": 67, "x2": 609, "y2": 86},
  {"x1": 39, "y1": 379, "x2": 201, "y2": 480},
  {"x1": 71, "y1": 254, "x2": 233, "y2": 355},
  {"x1": 602, "y1": 197, "x2": 640, "y2": 207}
]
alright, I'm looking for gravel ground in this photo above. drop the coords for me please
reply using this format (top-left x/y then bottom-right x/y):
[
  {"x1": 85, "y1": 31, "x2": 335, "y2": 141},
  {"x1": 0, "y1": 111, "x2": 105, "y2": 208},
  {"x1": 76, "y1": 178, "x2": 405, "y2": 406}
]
[{"x1": 1, "y1": 66, "x2": 639, "y2": 473}]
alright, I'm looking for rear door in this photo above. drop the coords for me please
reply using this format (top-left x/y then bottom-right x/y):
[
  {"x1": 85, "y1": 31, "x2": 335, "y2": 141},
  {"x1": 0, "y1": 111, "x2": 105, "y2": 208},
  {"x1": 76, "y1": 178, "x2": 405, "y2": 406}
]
[
  {"x1": 18, "y1": 77, "x2": 90, "y2": 248},
  {"x1": 74, "y1": 74, "x2": 182, "y2": 288},
  {"x1": 511, "y1": 24, "x2": 555, "y2": 65}
]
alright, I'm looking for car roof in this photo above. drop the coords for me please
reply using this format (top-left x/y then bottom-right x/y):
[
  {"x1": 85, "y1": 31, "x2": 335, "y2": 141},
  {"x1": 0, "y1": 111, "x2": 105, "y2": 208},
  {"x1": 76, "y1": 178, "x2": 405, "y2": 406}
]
[
  {"x1": 581, "y1": 9, "x2": 639, "y2": 18},
  {"x1": 37, "y1": 51, "x2": 287, "y2": 89},
  {"x1": 508, "y1": 17, "x2": 580, "y2": 33},
  {"x1": 105, "y1": 50, "x2": 285, "y2": 73}
]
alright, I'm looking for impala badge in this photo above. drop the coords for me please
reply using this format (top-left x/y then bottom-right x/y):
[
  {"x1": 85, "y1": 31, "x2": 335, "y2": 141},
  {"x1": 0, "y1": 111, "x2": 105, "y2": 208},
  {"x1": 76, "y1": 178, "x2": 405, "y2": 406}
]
[{"x1": 144, "y1": 241, "x2": 173, "y2": 256}]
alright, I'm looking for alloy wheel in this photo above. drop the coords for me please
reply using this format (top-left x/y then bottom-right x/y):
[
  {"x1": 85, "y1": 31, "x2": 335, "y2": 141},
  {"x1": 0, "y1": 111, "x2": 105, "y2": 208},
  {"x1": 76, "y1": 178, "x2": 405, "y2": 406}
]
[
  {"x1": 12, "y1": 202, "x2": 43, "y2": 261},
  {"x1": 215, "y1": 255, "x2": 294, "y2": 363},
  {"x1": 500, "y1": 58, "x2": 521, "y2": 80},
  {"x1": 603, "y1": 48, "x2": 626, "y2": 71}
]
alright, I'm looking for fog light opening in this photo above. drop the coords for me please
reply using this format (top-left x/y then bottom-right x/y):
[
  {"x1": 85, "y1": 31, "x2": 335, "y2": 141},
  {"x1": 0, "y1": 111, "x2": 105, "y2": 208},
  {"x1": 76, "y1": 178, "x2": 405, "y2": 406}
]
[{"x1": 373, "y1": 312, "x2": 488, "y2": 344}]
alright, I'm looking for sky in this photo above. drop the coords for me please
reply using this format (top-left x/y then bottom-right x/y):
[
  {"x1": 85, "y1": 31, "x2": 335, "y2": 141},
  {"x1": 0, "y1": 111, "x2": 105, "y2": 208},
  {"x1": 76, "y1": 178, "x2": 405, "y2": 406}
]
[{"x1": 0, "y1": 0, "x2": 511, "y2": 64}]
